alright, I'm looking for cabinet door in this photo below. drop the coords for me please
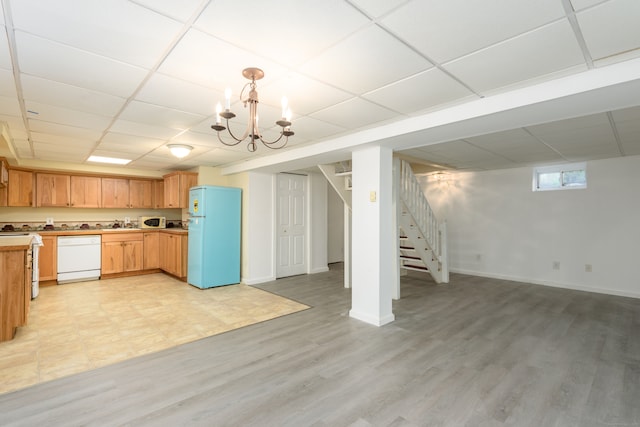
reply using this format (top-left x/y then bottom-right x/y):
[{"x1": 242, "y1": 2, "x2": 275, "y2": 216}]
[
  {"x1": 153, "y1": 180, "x2": 164, "y2": 209},
  {"x1": 70, "y1": 176, "x2": 102, "y2": 208},
  {"x1": 159, "y1": 233, "x2": 180, "y2": 276},
  {"x1": 179, "y1": 174, "x2": 198, "y2": 208},
  {"x1": 129, "y1": 179, "x2": 153, "y2": 209},
  {"x1": 123, "y1": 240, "x2": 143, "y2": 272},
  {"x1": 39, "y1": 235, "x2": 57, "y2": 281},
  {"x1": 36, "y1": 173, "x2": 70, "y2": 207},
  {"x1": 163, "y1": 174, "x2": 180, "y2": 208},
  {"x1": 101, "y1": 241, "x2": 124, "y2": 274},
  {"x1": 102, "y1": 178, "x2": 130, "y2": 208},
  {"x1": 143, "y1": 232, "x2": 160, "y2": 269},
  {"x1": 7, "y1": 169, "x2": 34, "y2": 207}
]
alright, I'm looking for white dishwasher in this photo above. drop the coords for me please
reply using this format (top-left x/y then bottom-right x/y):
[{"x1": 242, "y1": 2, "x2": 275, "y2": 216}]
[{"x1": 57, "y1": 235, "x2": 101, "y2": 284}]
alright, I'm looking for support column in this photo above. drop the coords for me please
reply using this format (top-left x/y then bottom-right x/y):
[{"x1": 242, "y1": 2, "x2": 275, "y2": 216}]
[
  {"x1": 343, "y1": 203, "x2": 351, "y2": 288},
  {"x1": 349, "y1": 145, "x2": 395, "y2": 326}
]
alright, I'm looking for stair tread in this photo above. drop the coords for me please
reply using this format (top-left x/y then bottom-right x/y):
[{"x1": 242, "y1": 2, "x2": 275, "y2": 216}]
[
  {"x1": 400, "y1": 255, "x2": 421, "y2": 260},
  {"x1": 402, "y1": 264, "x2": 430, "y2": 272}
]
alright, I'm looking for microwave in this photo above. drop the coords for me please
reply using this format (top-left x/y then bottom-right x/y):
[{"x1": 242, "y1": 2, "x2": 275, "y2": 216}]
[{"x1": 139, "y1": 216, "x2": 166, "y2": 229}]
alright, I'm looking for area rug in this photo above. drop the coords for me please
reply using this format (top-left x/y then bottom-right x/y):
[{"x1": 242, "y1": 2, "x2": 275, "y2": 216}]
[{"x1": 0, "y1": 273, "x2": 309, "y2": 394}]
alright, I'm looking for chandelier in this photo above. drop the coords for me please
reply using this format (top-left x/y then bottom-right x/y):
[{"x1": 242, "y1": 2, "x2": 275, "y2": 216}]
[{"x1": 211, "y1": 67, "x2": 294, "y2": 152}]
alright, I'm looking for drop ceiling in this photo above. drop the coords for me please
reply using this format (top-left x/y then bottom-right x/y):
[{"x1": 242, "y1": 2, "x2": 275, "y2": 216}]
[{"x1": 0, "y1": 0, "x2": 639, "y2": 175}]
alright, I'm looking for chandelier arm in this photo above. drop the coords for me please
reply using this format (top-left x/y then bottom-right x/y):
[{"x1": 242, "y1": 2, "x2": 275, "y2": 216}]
[{"x1": 258, "y1": 133, "x2": 289, "y2": 149}]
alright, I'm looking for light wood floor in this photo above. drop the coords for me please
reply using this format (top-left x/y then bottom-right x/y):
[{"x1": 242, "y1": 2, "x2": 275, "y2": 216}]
[
  {"x1": 0, "y1": 274, "x2": 308, "y2": 395},
  {"x1": 1, "y1": 264, "x2": 639, "y2": 426}
]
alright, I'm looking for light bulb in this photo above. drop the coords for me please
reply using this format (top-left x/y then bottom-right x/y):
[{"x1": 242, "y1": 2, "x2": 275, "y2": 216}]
[
  {"x1": 285, "y1": 108, "x2": 292, "y2": 122},
  {"x1": 215, "y1": 102, "x2": 222, "y2": 124},
  {"x1": 224, "y1": 88, "x2": 232, "y2": 109}
]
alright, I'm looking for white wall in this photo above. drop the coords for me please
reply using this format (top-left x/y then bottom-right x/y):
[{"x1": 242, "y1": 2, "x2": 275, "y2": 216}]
[
  {"x1": 308, "y1": 172, "x2": 329, "y2": 274},
  {"x1": 422, "y1": 155, "x2": 640, "y2": 298},
  {"x1": 327, "y1": 185, "x2": 344, "y2": 263}
]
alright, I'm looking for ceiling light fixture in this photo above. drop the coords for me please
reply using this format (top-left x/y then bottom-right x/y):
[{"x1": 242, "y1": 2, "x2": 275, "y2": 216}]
[
  {"x1": 211, "y1": 67, "x2": 294, "y2": 152},
  {"x1": 168, "y1": 144, "x2": 193, "y2": 158},
  {"x1": 87, "y1": 155, "x2": 131, "y2": 165}
]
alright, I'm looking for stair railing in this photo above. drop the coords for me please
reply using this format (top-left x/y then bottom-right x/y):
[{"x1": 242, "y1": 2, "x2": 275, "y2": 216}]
[{"x1": 399, "y1": 160, "x2": 448, "y2": 282}]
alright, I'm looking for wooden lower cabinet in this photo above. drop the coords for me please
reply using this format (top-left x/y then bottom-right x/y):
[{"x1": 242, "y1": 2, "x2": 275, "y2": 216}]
[
  {"x1": 101, "y1": 233, "x2": 143, "y2": 275},
  {"x1": 143, "y1": 232, "x2": 160, "y2": 269},
  {"x1": 0, "y1": 243, "x2": 31, "y2": 342},
  {"x1": 159, "y1": 232, "x2": 187, "y2": 279},
  {"x1": 39, "y1": 235, "x2": 57, "y2": 282}
]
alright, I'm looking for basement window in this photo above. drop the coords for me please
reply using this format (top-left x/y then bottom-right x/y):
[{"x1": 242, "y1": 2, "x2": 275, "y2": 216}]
[{"x1": 532, "y1": 162, "x2": 587, "y2": 191}]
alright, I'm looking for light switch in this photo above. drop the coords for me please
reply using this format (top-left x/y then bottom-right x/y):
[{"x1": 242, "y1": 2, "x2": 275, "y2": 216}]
[{"x1": 370, "y1": 191, "x2": 377, "y2": 202}]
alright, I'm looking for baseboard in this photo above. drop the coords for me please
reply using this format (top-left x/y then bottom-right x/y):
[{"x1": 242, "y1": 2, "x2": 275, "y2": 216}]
[
  {"x1": 450, "y1": 268, "x2": 640, "y2": 299},
  {"x1": 349, "y1": 309, "x2": 395, "y2": 326},
  {"x1": 242, "y1": 275, "x2": 276, "y2": 286},
  {"x1": 309, "y1": 266, "x2": 330, "y2": 274}
]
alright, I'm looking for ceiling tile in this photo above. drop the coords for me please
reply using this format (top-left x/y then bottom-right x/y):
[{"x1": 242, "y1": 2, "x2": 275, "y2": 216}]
[
  {"x1": 301, "y1": 25, "x2": 432, "y2": 95},
  {"x1": 0, "y1": 95, "x2": 20, "y2": 116},
  {"x1": 118, "y1": 101, "x2": 206, "y2": 130},
  {"x1": 443, "y1": 20, "x2": 585, "y2": 94},
  {"x1": 21, "y1": 75, "x2": 126, "y2": 116},
  {"x1": 570, "y1": 0, "x2": 605, "y2": 10},
  {"x1": 31, "y1": 131, "x2": 96, "y2": 148},
  {"x1": 382, "y1": 0, "x2": 565, "y2": 63},
  {"x1": 158, "y1": 29, "x2": 286, "y2": 91},
  {"x1": 10, "y1": 0, "x2": 184, "y2": 68},
  {"x1": 363, "y1": 68, "x2": 475, "y2": 115},
  {"x1": 195, "y1": 0, "x2": 369, "y2": 67},
  {"x1": 24, "y1": 101, "x2": 112, "y2": 131},
  {"x1": 130, "y1": 0, "x2": 205, "y2": 23},
  {"x1": 99, "y1": 132, "x2": 167, "y2": 153},
  {"x1": 15, "y1": 31, "x2": 147, "y2": 98},
  {"x1": 286, "y1": 115, "x2": 347, "y2": 143},
  {"x1": 136, "y1": 73, "x2": 221, "y2": 116},
  {"x1": 465, "y1": 129, "x2": 546, "y2": 151},
  {"x1": 109, "y1": 119, "x2": 180, "y2": 140},
  {"x1": 0, "y1": 28, "x2": 11, "y2": 70},
  {"x1": 310, "y1": 97, "x2": 397, "y2": 130},
  {"x1": 576, "y1": 0, "x2": 640, "y2": 61},
  {"x1": 27, "y1": 120, "x2": 103, "y2": 141},
  {"x1": 349, "y1": 0, "x2": 409, "y2": 18},
  {"x1": 258, "y1": 72, "x2": 352, "y2": 116},
  {"x1": 189, "y1": 148, "x2": 254, "y2": 166}
]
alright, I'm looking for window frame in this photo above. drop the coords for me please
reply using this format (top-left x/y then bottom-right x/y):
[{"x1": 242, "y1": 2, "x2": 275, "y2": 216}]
[{"x1": 532, "y1": 162, "x2": 587, "y2": 192}]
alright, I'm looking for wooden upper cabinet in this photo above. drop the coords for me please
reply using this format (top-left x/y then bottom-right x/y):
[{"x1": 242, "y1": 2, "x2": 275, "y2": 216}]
[
  {"x1": 36, "y1": 173, "x2": 70, "y2": 207},
  {"x1": 129, "y1": 179, "x2": 154, "y2": 209},
  {"x1": 163, "y1": 171, "x2": 197, "y2": 208},
  {"x1": 70, "y1": 176, "x2": 101, "y2": 208},
  {"x1": 102, "y1": 178, "x2": 130, "y2": 208},
  {"x1": 7, "y1": 169, "x2": 34, "y2": 207},
  {"x1": 153, "y1": 179, "x2": 164, "y2": 209}
]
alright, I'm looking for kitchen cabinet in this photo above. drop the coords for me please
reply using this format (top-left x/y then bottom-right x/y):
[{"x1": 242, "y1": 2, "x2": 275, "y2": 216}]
[
  {"x1": 39, "y1": 235, "x2": 57, "y2": 282},
  {"x1": 153, "y1": 179, "x2": 164, "y2": 209},
  {"x1": 0, "y1": 158, "x2": 7, "y2": 187},
  {"x1": 101, "y1": 233, "x2": 143, "y2": 275},
  {"x1": 163, "y1": 171, "x2": 197, "y2": 208},
  {"x1": 159, "y1": 232, "x2": 187, "y2": 278},
  {"x1": 36, "y1": 173, "x2": 70, "y2": 207},
  {"x1": 129, "y1": 179, "x2": 154, "y2": 209},
  {"x1": 7, "y1": 169, "x2": 34, "y2": 207},
  {"x1": 101, "y1": 178, "x2": 130, "y2": 208},
  {"x1": 0, "y1": 239, "x2": 31, "y2": 342},
  {"x1": 70, "y1": 176, "x2": 102, "y2": 208},
  {"x1": 143, "y1": 232, "x2": 160, "y2": 269}
]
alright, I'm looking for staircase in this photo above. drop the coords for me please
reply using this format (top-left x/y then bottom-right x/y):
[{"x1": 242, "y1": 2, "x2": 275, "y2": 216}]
[
  {"x1": 399, "y1": 160, "x2": 448, "y2": 283},
  {"x1": 318, "y1": 159, "x2": 448, "y2": 286}
]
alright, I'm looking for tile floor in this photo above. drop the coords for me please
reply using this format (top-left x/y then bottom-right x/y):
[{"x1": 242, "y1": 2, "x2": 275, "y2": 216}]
[{"x1": 0, "y1": 274, "x2": 309, "y2": 395}]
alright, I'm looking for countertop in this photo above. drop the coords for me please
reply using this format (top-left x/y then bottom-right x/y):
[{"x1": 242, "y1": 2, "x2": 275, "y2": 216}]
[
  {"x1": 0, "y1": 235, "x2": 34, "y2": 250},
  {"x1": 0, "y1": 228, "x2": 188, "y2": 237}
]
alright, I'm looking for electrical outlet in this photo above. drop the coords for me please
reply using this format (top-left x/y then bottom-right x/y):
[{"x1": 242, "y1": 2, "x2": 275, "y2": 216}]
[
  {"x1": 45, "y1": 217, "x2": 54, "y2": 225},
  {"x1": 585, "y1": 264, "x2": 592, "y2": 273},
  {"x1": 124, "y1": 217, "x2": 131, "y2": 224},
  {"x1": 552, "y1": 261, "x2": 560, "y2": 270}
]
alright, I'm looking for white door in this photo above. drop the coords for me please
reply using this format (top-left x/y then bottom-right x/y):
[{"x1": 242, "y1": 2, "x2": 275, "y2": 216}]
[{"x1": 276, "y1": 173, "x2": 307, "y2": 278}]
